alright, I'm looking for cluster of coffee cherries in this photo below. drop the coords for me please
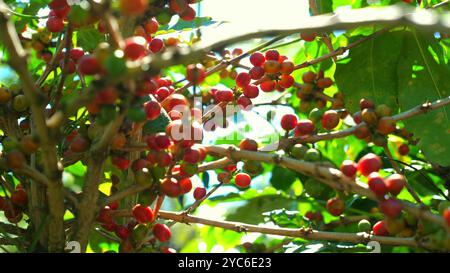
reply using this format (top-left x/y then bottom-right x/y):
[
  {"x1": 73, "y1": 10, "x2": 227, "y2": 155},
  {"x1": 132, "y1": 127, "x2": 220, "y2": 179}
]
[
  {"x1": 0, "y1": 184, "x2": 28, "y2": 224},
  {"x1": 45, "y1": 0, "x2": 199, "y2": 34},
  {"x1": 339, "y1": 153, "x2": 420, "y2": 236},
  {"x1": 352, "y1": 98, "x2": 412, "y2": 149},
  {"x1": 217, "y1": 48, "x2": 244, "y2": 80},
  {"x1": 121, "y1": 0, "x2": 198, "y2": 22},
  {"x1": 296, "y1": 70, "x2": 340, "y2": 112},
  {"x1": 24, "y1": 29, "x2": 54, "y2": 63},
  {"x1": 133, "y1": 17, "x2": 168, "y2": 50},
  {"x1": 97, "y1": 203, "x2": 174, "y2": 253},
  {"x1": 0, "y1": 85, "x2": 30, "y2": 114},
  {"x1": 45, "y1": 0, "x2": 72, "y2": 33},
  {"x1": 280, "y1": 109, "x2": 343, "y2": 139},
  {"x1": 246, "y1": 49, "x2": 296, "y2": 93}
]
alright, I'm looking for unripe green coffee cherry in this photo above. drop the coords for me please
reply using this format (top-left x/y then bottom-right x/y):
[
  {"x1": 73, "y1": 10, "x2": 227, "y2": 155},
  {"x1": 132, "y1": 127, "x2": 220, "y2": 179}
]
[
  {"x1": 290, "y1": 144, "x2": 308, "y2": 160},
  {"x1": 135, "y1": 168, "x2": 153, "y2": 186},
  {"x1": 358, "y1": 219, "x2": 372, "y2": 232},
  {"x1": 305, "y1": 148, "x2": 321, "y2": 162}
]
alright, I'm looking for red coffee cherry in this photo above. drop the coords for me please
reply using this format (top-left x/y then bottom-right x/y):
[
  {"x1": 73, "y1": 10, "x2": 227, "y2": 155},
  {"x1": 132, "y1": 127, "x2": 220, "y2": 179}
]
[
  {"x1": 94, "y1": 87, "x2": 118, "y2": 105},
  {"x1": 294, "y1": 119, "x2": 315, "y2": 136},
  {"x1": 302, "y1": 71, "x2": 316, "y2": 83},
  {"x1": 243, "y1": 84, "x2": 259, "y2": 99},
  {"x1": 321, "y1": 110, "x2": 340, "y2": 130},
  {"x1": 161, "y1": 177, "x2": 181, "y2": 198},
  {"x1": 193, "y1": 187, "x2": 207, "y2": 200},
  {"x1": 69, "y1": 47, "x2": 84, "y2": 62},
  {"x1": 46, "y1": 16, "x2": 65, "y2": 33},
  {"x1": 6, "y1": 150, "x2": 25, "y2": 170},
  {"x1": 144, "y1": 101, "x2": 161, "y2": 120},
  {"x1": 49, "y1": 0, "x2": 69, "y2": 10},
  {"x1": 265, "y1": 49, "x2": 280, "y2": 61},
  {"x1": 340, "y1": 160, "x2": 357, "y2": 178},
  {"x1": 4, "y1": 204, "x2": 23, "y2": 224},
  {"x1": 259, "y1": 80, "x2": 276, "y2": 92},
  {"x1": 156, "y1": 151, "x2": 173, "y2": 167},
  {"x1": 326, "y1": 197, "x2": 345, "y2": 216},
  {"x1": 300, "y1": 32, "x2": 317, "y2": 42},
  {"x1": 367, "y1": 172, "x2": 388, "y2": 197},
  {"x1": 215, "y1": 89, "x2": 234, "y2": 102},
  {"x1": 398, "y1": 144, "x2": 409, "y2": 156},
  {"x1": 443, "y1": 209, "x2": 450, "y2": 226},
  {"x1": 353, "y1": 111, "x2": 362, "y2": 124},
  {"x1": 280, "y1": 114, "x2": 298, "y2": 131},
  {"x1": 149, "y1": 38, "x2": 164, "y2": 53},
  {"x1": 237, "y1": 95, "x2": 252, "y2": 110},
  {"x1": 278, "y1": 74, "x2": 294, "y2": 88},
  {"x1": 132, "y1": 204, "x2": 154, "y2": 223},
  {"x1": 183, "y1": 148, "x2": 200, "y2": 164},
  {"x1": 377, "y1": 117, "x2": 397, "y2": 135},
  {"x1": 263, "y1": 60, "x2": 281, "y2": 74},
  {"x1": 112, "y1": 156, "x2": 131, "y2": 170},
  {"x1": 169, "y1": 0, "x2": 188, "y2": 13},
  {"x1": 108, "y1": 201, "x2": 119, "y2": 210},
  {"x1": 153, "y1": 223, "x2": 172, "y2": 242},
  {"x1": 154, "y1": 133, "x2": 171, "y2": 150},
  {"x1": 97, "y1": 206, "x2": 114, "y2": 223},
  {"x1": 354, "y1": 124, "x2": 371, "y2": 139},
  {"x1": 155, "y1": 87, "x2": 170, "y2": 100},
  {"x1": 180, "y1": 6, "x2": 196, "y2": 21},
  {"x1": 124, "y1": 36, "x2": 147, "y2": 60},
  {"x1": 78, "y1": 55, "x2": 102, "y2": 75},
  {"x1": 359, "y1": 98, "x2": 375, "y2": 110},
  {"x1": 317, "y1": 78, "x2": 333, "y2": 89},
  {"x1": 249, "y1": 52, "x2": 265, "y2": 67},
  {"x1": 70, "y1": 135, "x2": 90, "y2": 153},
  {"x1": 372, "y1": 220, "x2": 389, "y2": 236},
  {"x1": 235, "y1": 72, "x2": 251, "y2": 88},
  {"x1": 186, "y1": 64, "x2": 206, "y2": 84},
  {"x1": 120, "y1": 0, "x2": 148, "y2": 16},
  {"x1": 179, "y1": 178, "x2": 192, "y2": 194},
  {"x1": 239, "y1": 138, "x2": 258, "y2": 151},
  {"x1": 249, "y1": 66, "x2": 265, "y2": 80},
  {"x1": 144, "y1": 17, "x2": 159, "y2": 34},
  {"x1": 11, "y1": 187, "x2": 28, "y2": 207},
  {"x1": 235, "y1": 173, "x2": 251, "y2": 188},
  {"x1": 384, "y1": 174, "x2": 405, "y2": 196},
  {"x1": 280, "y1": 61, "x2": 294, "y2": 74},
  {"x1": 115, "y1": 225, "x2": 130, "y2": 240},
  {"x1": 60, "y1": 59, "x2": 76, "y2": 74},
  {"x1": 357, "y1": 153, "x2": 382, "y2": 177},
  {"x1": 379, "y1": 198, "x2": 402, "y2": 218}
]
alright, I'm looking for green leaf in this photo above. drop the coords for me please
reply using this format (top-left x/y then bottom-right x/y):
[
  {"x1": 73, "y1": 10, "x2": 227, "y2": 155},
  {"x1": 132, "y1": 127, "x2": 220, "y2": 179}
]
[
  {"x1": 313, "y1": 1, "x2": 333, "y2": 15},
  {"x1": 397, "y1": 30, "x2": 450, "y2": 166},
  {"x1": 160, "y1": 17, "x2": 216, "y2": 31},
  {"x1": 68, "y1": 5, "x2": 90, "y2": 29},
  {"x1": 76, "y1": 28, "x2": 106, "y2": 52},
  {"x1": 142, "y1": 110, "x2": 171, "y2": 134},
  {"x1": 226, "y1": 195, "x2": 296, "y2": 224},
  {"x1": 64, "y1": 161, "x2": 86, "y2": 176},
  {"x1": 335, "y1": 30, "x2": 405, "y2": 113},
  {"x1": 263, "y1": 209, "x2": 306, "y2": 228}
]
